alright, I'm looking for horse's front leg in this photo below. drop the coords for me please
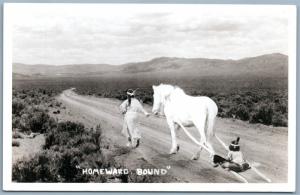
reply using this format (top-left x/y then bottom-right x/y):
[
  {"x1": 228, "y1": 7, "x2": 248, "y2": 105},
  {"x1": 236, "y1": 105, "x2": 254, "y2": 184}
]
[{"x1": 166, "y1": 118, "x2": 179, "y2": 154}]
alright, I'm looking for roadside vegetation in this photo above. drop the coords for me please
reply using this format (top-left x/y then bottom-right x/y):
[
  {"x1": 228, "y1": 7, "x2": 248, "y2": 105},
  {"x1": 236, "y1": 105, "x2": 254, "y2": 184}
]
[
  {"x1": 12, "y1": 88, "x2": 171, "y2": 183},
  {"x1": 74, "y1": 86, "x2": 288, "y2": 127},
  {"x1": 13, "y1": 76, "x2": 288, "y2": 127}
]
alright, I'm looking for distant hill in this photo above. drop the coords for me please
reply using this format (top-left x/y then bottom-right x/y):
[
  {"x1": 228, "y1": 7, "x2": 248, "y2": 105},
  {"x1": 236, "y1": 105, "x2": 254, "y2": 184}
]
[
  {"x1": 12, "y1": 73, "x2": 31, "y2": 80},
  {"x1": 12, "y1": 63, "x2": 117, "y2": 77},
  {"x1": 13, "y1": 53, "x2": 288, "y2": 78}
]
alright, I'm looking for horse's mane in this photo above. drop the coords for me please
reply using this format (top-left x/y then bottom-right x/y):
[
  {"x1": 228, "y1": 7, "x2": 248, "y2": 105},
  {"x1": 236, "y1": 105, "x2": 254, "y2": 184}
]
[{"x1": 158, "y1": 84, "x2": 186, "y2": 95}]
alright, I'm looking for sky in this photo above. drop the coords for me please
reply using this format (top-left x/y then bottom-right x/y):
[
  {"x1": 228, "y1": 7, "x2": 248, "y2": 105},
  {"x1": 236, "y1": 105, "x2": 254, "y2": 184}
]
[{"x1": 9, "y1": 4, "x2": 291, "y2": 65}]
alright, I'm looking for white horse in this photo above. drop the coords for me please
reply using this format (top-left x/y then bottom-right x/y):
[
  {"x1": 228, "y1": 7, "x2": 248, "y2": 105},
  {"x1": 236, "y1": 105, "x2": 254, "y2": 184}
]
[{"x1": 152, "y1": 84, "x2": 220, "y2": 161}]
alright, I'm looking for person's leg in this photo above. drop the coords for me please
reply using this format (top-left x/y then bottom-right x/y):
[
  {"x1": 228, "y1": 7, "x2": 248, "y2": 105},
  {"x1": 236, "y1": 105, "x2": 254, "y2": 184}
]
[
  {"x1": 134, "y1": 123, "x2": 141, "y2": 148},
  {"x1": 231, "y1": 163, "x2": 243, "y2": 172},
  {"x1": 213, "y1": 155, "x2": 228, "y2": 163},
  {"x1": 122, "y1": 120, "x2": 132, "y2": 147},
  {"x1": 132, "y1": 131, "x2": 141, "y2": 148},
  {"x1": 221, "y1": 162, "x2": 230, "y2": 169},
  {"x1": 125, "y1": 114, "x2": 135, "y2": 147},
  {"x1": 129, "y1": 114, "x2": 141, "y2": 148},
  {"x1": 222, "y1": 162, "x2": 243, "y2": 172},
  {"x1": 121, "y1": 121, "x2": 128, "y2": 137},
  {"x1": 242, "y1": 163, "x2": 250, "y2": 171}
]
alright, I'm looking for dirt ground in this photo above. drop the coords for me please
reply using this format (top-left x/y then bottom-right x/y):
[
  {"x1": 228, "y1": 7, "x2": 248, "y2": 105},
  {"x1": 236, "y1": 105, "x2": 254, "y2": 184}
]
[
  {"x1": 12, "y1": 133, "x2": 45, "y2": 164},
  {"x1": 53, "y1": 89, "x2": 288, "y2": 183}
]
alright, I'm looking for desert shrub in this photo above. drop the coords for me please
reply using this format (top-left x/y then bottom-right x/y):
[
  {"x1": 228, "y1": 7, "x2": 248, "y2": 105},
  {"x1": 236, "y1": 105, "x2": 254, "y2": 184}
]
[
  {"x1": 27, "y1": 111, "x2": 51, "y2": 133},
  {"x1": 227, "y1": 107, "x2": 237, "y2": 118},
  {"x1": 226, "y1": 102, "x2": 250, "y2": 120},
  {"x1": 210, "y1": 90, "x2": 287, "y2": 127},
  {"x1": 44, "y1": 130, "x2": 69, "y2": 149},
  {"x1": 12, "y1": 140, "x2": 20, "y2": 147},
  {"x1": 44, "y1": 122, "x2": 101, "y2": 150},
  {"x1": 53, "y1": 110, "x2": 60, "y2": 114},
  {"x1": 13, "y1": 121, "x2": 110, "y2": 182},
  {"x1": 12, "y1": 89, "x2": 61, "y2": 133},
  {"x1": 20, "y1": 106, "x2": 56, "y2": 133},
  {"x1": 12, "y1": 115, "x2": 21, "y2": 129},
  {"x1": 12, "y1": 120, "x2": 151, "y2": 183},
  {"x1": 55, "y1": 101, "x2": 62, "y2": 107},
  {"x1": 13, "y1": 159, "x2": 38, "y2": 182},
  {"x1": 44, "y1": 121, "x2": 92, "y2": 147},
  {"x1": 217, "y1": 107, "x2": 226, "y2": 117},
  {"x1": 12, "y1": 99, "x2": 26, "y2": 116},
  {"x1": 274, "y1": 99, "x2": 287, "y2": 114},
  {"x1": 235, "y1": 104, "x2": 250, "y2": 121},
  {"x1": 250, "y1": 103, "x2": 274, "y2": 125},
  {"x1": 80, "y1": 142, "x2": 99, "y2": 154},
  {"x1": 58, "y1": 149, "x2": 82, "y2": 182},
  {"x1": 13, "y1": 132, "x2": 23, "y2": 139},
  {"x1": 58, "y1": 121, "x2": 85, "y2": 136},
  {"x1": 272, "y1": 112, "x2": 287, "y2": 127},
  {"x1": 13, "y1": 150, "x2": 61, "y2": 182}
]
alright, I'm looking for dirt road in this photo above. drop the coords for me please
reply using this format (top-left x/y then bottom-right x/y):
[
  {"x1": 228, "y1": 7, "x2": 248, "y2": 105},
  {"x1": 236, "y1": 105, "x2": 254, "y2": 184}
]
[{"x1": 58, "y1": 89, "x2": 288, "y2": 183}]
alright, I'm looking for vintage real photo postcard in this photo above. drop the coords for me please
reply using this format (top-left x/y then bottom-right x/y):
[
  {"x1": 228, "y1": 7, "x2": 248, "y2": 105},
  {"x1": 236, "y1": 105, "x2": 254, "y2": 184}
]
[{"x1": 3, "y1": 3, "x2": 296, "y2": 192}]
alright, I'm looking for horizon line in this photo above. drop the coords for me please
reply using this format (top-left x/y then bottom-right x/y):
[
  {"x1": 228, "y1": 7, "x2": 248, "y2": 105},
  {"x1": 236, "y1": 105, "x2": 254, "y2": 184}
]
[{"x1": 13, "y1": 52, "x2": 287, "y2": 67}]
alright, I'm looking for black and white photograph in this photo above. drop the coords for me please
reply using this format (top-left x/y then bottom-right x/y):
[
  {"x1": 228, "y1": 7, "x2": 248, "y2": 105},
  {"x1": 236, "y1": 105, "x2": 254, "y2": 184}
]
[{"x1": 3, "y1": 3, "x2": 296, "y2": 191}]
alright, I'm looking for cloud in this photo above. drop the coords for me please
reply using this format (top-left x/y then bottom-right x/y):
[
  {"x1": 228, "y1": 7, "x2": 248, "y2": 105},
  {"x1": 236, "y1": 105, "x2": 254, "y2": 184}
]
[{"x1": 10, "y1": 4, "x2": 290, "y2": 65}]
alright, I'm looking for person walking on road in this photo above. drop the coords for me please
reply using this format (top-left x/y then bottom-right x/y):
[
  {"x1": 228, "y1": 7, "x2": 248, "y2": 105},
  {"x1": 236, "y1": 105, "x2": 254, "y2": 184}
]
[{"x1": 120, "y1": 89, "x2": 150, "y2": 148}]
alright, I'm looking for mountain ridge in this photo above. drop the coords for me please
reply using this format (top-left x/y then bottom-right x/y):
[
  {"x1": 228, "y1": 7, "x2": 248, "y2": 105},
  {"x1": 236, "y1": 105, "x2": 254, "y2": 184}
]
[{"x1": 13, "y1": 53, "x2": 288, "y2": 78}]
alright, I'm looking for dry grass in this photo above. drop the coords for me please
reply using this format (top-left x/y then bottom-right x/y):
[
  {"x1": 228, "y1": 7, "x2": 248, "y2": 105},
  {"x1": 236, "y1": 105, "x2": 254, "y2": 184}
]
[
  {"x1": 13, "y1": 132, "x2": 23, "y2": 139},
  {"x1": 12, "y1": 140, "x2": 20, "y2": 147}
]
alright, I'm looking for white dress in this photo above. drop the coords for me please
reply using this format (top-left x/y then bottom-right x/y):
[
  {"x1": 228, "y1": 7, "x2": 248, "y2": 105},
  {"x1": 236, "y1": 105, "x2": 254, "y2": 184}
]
[
  {"x1": 227, "y1": 151, "x2": 246, "y2": 165},
  {"x1": 119, "y1": 98, "x2": 148, "y2": 140}
]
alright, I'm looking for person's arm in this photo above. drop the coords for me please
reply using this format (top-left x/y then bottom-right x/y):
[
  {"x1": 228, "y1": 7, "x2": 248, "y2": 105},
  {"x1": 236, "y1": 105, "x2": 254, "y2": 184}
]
[
  {"x1": 226, "y1": 152, "x2": 233, "y2": 161},
  {"x1": 119, "y1": 100, "x2": 128, "y2": 115},
  {"x1": 137, "y1": 100, "x2": 149, "y2": 116},
  {"x1": 241, "y1": 152, "x2": 247, "y2": 163}
]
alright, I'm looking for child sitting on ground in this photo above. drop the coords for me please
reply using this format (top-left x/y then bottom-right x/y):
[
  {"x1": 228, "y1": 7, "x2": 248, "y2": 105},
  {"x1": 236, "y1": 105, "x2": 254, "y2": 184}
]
[{"x1": 213, "y1": 137, "x2": 250, "y2": 172}]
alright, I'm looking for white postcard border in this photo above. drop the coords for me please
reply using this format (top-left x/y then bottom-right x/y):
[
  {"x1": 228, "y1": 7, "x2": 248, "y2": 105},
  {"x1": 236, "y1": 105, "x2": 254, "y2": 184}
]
[{"x1": 2, "y1": 3, "x2": 297, "y2": 192}]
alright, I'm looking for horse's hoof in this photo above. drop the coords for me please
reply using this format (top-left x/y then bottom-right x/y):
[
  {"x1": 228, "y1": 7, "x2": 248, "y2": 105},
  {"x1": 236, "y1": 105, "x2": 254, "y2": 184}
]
[
  {"x1": 169, "y1": 145, "x2": 179, "y2": 154},
  {"x1": 169, "y1": 150, "x2": 177, "y2": 155},
  {"x1": 169, "y1": 149, "x2": 177, "y2": 154},
  {"x1": 191, "y1": 152, "x2": 200, "y2": 160},
  {"x1": 191, "y1": 155, "x2": 199, "y2": 161},
  {"x1": 136, "y1": 139, "x2": 140, "y2": 148}
]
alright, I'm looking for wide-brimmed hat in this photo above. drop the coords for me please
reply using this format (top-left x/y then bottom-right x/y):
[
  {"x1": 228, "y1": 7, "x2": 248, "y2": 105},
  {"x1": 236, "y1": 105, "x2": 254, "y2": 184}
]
[
  {"x1": 126, "y1": 89, "x2": 135, "y2": 96},
  {"x1": 229, "y1": 137, "x2": 240, "y2": 151}
]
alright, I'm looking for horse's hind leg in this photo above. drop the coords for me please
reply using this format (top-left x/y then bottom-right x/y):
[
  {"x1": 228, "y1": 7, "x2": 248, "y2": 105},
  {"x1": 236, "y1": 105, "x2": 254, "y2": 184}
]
[
  {"x1": 166, "y1": 118, "x2": 179, "y2": 154},
  {"x1": 174, "y1": 123, "x2": 180, "y2": 152},
  {"x1": 191, "y1": 115, "x2": 207, "y2": 160},
  {"x1": 191, "y1": 143, "x2": 202, "y2": 160},
  {"x1": 206, "y1": 113, "x2": 217, "y2": 158}
]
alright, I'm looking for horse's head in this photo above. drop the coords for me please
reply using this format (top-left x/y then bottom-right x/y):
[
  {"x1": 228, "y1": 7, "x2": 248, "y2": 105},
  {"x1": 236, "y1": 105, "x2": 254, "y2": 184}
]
[
  {"x1": 152, "y1": 85, "x2": 161, "y2": 115},
  {"x1": 152, "y1": 84, "x2": 174, "y2": 115}
]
